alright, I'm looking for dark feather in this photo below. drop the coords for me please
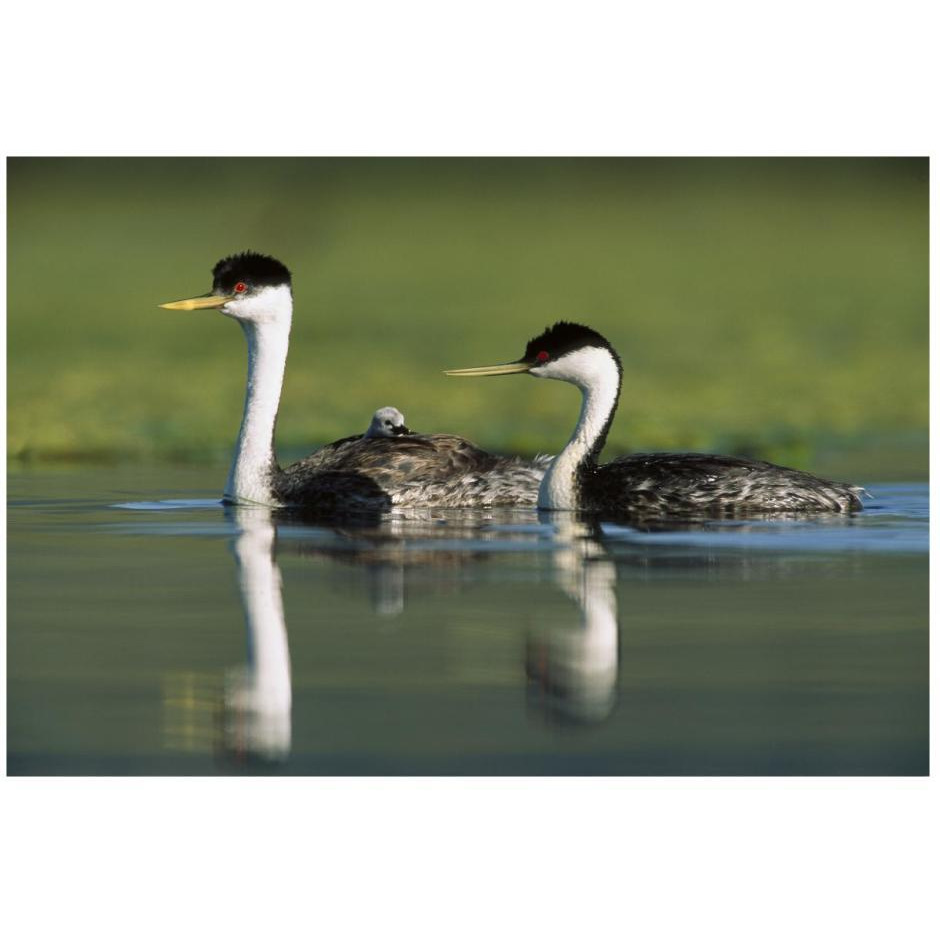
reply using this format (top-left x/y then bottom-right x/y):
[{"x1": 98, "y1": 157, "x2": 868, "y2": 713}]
[
  {"x1": 523, "y1": 321, "x2": 618, "y2": 363},
  {"x1": 273, "y1": 433, "x2": 546, "y2": 509},
  {"x1": 578, "y1": 452, "x2": 865, "y2": 515},
  {"x1": 212, "y1": 251, "x2": 292, "y2": 293}
]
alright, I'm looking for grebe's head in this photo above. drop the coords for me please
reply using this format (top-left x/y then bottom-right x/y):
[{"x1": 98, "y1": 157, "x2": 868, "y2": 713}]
[
  {"x1": 160, "y1": 251, "x2": 292, "y2": 325},
  {"x1": 446, "y1": 321, "x2": 621, "y2": 391},
  {"x1": 364, "y1": 406, "x2": 412, "y2": 438}
]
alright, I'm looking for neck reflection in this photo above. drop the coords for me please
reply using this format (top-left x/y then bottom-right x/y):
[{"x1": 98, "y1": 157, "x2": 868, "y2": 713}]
[
  {"x1": 217, "y1": 506, "x2": 623, "y2": 763},
  {"x1": 527, "y1": 515, "x2": 620, "y2": 724},
  {"x1": 223, "y1": 505, "x2": 292, "y2": 762}
]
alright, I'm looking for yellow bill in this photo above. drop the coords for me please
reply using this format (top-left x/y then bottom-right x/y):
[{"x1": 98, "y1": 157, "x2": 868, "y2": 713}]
[
  {"x1": 444, "y1": 361, "x2": 531, "y2": 377},
  {"x1": 159, "y1": 293, "x2": 233, "y2": 311}
]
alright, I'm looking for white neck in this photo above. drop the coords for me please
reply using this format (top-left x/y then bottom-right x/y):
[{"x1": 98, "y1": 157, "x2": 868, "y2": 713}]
[
  {"x1": 224, "y1": 288, "x2": 292, "y2": 505},
  {"x1": 537, "y1": 347, "x2": 621, "y2": 510}
]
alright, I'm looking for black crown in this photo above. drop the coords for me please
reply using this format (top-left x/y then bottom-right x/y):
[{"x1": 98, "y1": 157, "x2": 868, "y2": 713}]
[
  {"x1": 524, "y1": 321, "x2": 617, "y2": 363},
  {"x1": 212, "y1": 251, "x2": 292, "y2": 293}
]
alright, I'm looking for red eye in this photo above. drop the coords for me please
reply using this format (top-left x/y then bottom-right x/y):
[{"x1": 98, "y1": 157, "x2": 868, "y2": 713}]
[
  {"x1": 536, "y1": 350, "x2": 550, "y2": 362},
  {"x1": 234, "y1": 282, "x2": 247, "y2": 293}
]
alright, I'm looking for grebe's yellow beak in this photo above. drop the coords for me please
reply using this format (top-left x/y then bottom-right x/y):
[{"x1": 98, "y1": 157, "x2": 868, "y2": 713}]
[
  {"x1": 444, "y1": 360, "x2": 532, "y2": 377},
  {"x1": 159, "y1": 292, "x2": 234, "y2": 311}
]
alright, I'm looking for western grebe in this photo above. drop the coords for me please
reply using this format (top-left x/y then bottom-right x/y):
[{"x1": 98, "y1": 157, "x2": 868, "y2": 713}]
[
  {"x1": 160, "y1": 252, "x2": 546, "y2": 510},
  {"x1": 363, "y1": 407, "x2": 412, "y2": 439},
  {"x1": 447, "y1": 321, "x2": 865, "y2": 515}
]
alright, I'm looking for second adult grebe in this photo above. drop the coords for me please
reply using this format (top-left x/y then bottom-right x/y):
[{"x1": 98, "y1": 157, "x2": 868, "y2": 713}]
[
  {"x1": 160, "y1": 252, "x2": 546, "y2": 511},
  {"x1": 446, "y1": 321, "x2": 865, "y2": 515}
]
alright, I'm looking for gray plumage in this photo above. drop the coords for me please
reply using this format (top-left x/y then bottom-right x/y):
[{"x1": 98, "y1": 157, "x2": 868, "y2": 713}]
[
  {"x1": 272, "y1": 434, "x2": 549, "y2": 511},
  {"x1": 577, "y1": 452, "x2": 864, "y2": 516}
]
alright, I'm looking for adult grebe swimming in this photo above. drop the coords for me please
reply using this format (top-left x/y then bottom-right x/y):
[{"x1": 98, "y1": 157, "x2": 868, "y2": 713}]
[
  {"x1": 160, "y1": 252, "x2": 546, "y2": 510},
  {"x1": 447, "y1": 321, "x2": 865, "y2": 515}
]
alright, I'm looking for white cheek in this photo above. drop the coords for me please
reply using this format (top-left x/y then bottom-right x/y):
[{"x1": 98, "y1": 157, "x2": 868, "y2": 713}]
[
  {"x1": 224, "y1": 284, "x2": 293, "y2": 322},
  {"x1": 534, "y1": 347, "x2": 615, "y2": 387}
]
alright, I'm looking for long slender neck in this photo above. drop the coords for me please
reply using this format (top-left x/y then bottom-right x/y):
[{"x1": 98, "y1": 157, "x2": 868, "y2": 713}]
[
  {"x1": 225, "y1": 316, "x2": 291, "y2": 505},
  {"x1": 538, "y1": 349, "x2": 622, "y2": 510}
]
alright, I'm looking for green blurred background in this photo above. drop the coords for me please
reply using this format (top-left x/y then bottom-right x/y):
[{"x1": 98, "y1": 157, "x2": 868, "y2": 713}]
[{"x1": 7, "y1": 157, "x2": 928, "y2": 479}]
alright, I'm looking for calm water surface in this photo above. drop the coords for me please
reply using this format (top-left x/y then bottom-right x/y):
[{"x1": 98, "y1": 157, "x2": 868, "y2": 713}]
[{"x1": 7, "y1": 467, "x2": 928, "y2": 775}]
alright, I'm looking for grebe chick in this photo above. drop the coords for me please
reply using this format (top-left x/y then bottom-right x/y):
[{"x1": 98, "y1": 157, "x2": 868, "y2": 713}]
[
  {"x1": 447, "y1": 321, "x2": 865, "y2": 516},
  {"x1": 160, "y1": 252, "x2": 546, "y2": 511},
  {"x1": 363, "y1": 407, "x2": 412, "y2": 439}
]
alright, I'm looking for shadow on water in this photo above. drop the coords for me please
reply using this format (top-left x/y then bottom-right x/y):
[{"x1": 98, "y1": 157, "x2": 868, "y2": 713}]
[{"x1": 5, "y1": 470, "x2": 929, "y2": 775}]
